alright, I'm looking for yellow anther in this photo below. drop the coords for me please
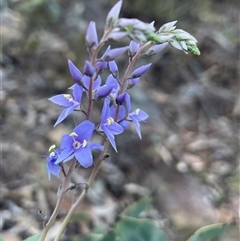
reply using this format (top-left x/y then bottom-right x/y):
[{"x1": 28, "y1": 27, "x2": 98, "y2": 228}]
[
  {"x1": 107, "y1": 117, "x2": 114, "y2": 125},
  {"x1": 135, "y1": 108, "x2": 140, "y2": 115},
  {"x1": 49, "y1": 151, "x2": 55, "y2": 157},
  {"x1": 70, "y1": 132, "x2": 78, "y2": 137},
  {"x1": 82, "y1": 139, "x2": 87, "y2": 147},
  {"x1": 64, "y1": 94, "x2": 73, "y2": 102},
  {"x1": 48, "y1": 144, "x2": 56, "y2": 152}
]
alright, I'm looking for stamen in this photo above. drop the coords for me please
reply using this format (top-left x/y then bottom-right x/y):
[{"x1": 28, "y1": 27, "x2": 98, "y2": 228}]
[
  {"x1": 135, "y1": 108, "x2": 140, "y2": 115},
  {"x1": 48, "y1": 144, "x2": 56, "y2": 152},
  {"x1": 64, "y1": 94, "x2": 73, "y2": 102},
  {"x1": 49, "y1": 151, "x2": 55, "y2": 157},
  {"x1": 107, "y1": 117, "x2": 114, "y2": 125},
  {"x1": 82, "y1": 139, "x2": 87, "y2": 147},
  {"x1": 70, "y1": 132, "x2": 78, "y2": 137}
]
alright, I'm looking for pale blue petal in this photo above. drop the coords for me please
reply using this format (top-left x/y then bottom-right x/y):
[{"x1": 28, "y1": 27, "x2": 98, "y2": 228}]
[
  {"x1": 101, "y1": 98, "x2": 110, "y2": 122},
  {"x1": 132, "y1": 118, "x2": 142, "y2": 139},
  {"x1": 72, "y1": 84, "x2": 83, "y2": 102},
  {"x1": 102, "y1": 125, "x2": 117, "y2": 152},
  {"x1": 55, "y1": 147, "x2": 74, "y2": 164},
  {"x1": 108, "y1": 122, "x2": 123, "y2": 135},
  {"x1": 54, "y1": 104, "x2": 79, "y2": 127},
  {"x1": 89, "y1": 143, "x2": 104, "y2": 151},
  {"x1": 49, "y1": 95, "x2": 73, "y2": 107},
  {"x1": 74, "y1": 120, "x2": 95, "y2": 141},
  {"x1": 75, "y1": 146, "x2": 93, "y2": 168}
]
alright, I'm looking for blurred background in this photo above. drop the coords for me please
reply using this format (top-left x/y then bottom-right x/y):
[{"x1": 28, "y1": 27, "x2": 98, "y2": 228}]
[{"x1": 1, "y1": 0, "x2": 239, "y2": 240}]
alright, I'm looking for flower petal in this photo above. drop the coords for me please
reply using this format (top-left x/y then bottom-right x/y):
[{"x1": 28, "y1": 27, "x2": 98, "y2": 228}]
[
  {"x1": 102, "y1": 125, "x2": 117, "y2": 152},
  {"x1": 72, "y1": 84, "x2": 83, "y2": 102},
  {"x1": 107, "y1": 122, "x2": 123, "y2": 135},
  {"x1": 49, "y1": 94, "x2": 73, "y2": 107},
  {"x1": 60, "y1": 134, "x2": 73, "y2": 150},
  {"x1": 75, "y1": 146, "x2": 93, "y2": 168},
  {"x1": 55, "y1": 147, "x2": 74, "y2": 164},
  {"x1": 89, "y1": 143, "x2": 104, "y2": 151},
  {"x1": 94, "y1": 75, "x2": 102, "y2": 90},
  {"x1": 68, "y1": 60, "x2": 83, "y2": 83},
  {"x1": 130, "y1": 109, "x2": 149, "y2": 121},
  {"x1": 74, "y1": 120, "x2": 95, "y2": 141},
  {"x1": 101, "y1": 98, "x2": 110, "y2": 122},
  {"x1": 54, "y1": 104, "x2": 79, "y2": 127},
  {"x1": 132, "y1": 117, "x2": 142, "y2": 139}
]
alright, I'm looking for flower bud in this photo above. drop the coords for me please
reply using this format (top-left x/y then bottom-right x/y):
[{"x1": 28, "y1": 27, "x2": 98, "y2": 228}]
[
  {"x1": 127, "y1": 77, "x2": 140, "y2": 89},
  {"x1": 158, "y1": 20, "x2": 177, "y2": 33},
  {"x1": 96, "y1": 84, "x2": 114, "y2": 99},
  {"x1": 107, "y1": 31, "x2": 128, "y2": 41},
  {"x1": 116, "y1": 92, "x2": 126, "y2": 105},
  {"x1": 102, "y1": 46, "x2": 128, "y2": 61},
  {"x1": 168, "y1": 38, "x2": 183, "y2": 50},
  {"x1": 144, "y1": 43, "x2": 168, "y2": 56},
  {"x1": 106, "y1": 0, "x2": 122, "y2": 27},
  {"x1": 108, "y1": 60, "x2": 118, "y2": 77},
  {"x1": 84, "y1": 61, "x2": 95, "y2": 77},
  {"x1": 85, "y1": 21, "x2": 98, "y2": 48},
  {"x1": 130, "y1": 63, "x2": 152, "y2": 78},
  {"x1": 95, "y1": 61, "x2": 108, "y2": 74},
  {"x1": 68, "y1": 60, "x2": 83, "y2": 83},
  {"x1": 129, "y1": 41, "x2": 140, "y2": 57}
]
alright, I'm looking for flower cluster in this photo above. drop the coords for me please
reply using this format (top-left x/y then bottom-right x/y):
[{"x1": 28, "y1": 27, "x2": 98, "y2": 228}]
[{"x1": 46, "y1": 0, "x2": 200, "y2": 179}]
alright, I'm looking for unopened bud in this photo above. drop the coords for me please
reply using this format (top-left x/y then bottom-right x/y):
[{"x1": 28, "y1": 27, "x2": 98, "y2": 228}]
[
  {"x1": 84, "y1": 61, "x2": 95, "y2": 77},
  {"x1": 68, "y1": 60, "x2": 83, "y2": 83},
  {"x1": 85, "y1": 21, "x2": 98, "y2": 48}
]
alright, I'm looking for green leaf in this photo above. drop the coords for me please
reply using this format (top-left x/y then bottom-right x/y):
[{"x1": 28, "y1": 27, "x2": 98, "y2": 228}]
[
  {"x1": 187, "y1": 223, "x2": 229, "y2": 241},
  {"x1": 100, "y1": 231, "x2": 118, "y2": 241},
  {"x1": 121, "y1": 197, "x2": 152, "y2": 218},
  {"x1": 116, "y1": 216, "x2": 168, "y2": 241},
  {"x1": 0, "y1": 235, "x2": 3, "y2": 241},
  {"x1": 73, "y1": 234, "x2": 102, "y2": 241},
  {"x1": 23, "y1": 234, "x2": 40, "y2": 241}
]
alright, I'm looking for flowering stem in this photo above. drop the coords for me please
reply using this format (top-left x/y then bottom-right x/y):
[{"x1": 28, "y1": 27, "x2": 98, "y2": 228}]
[
  {"x1": 39, "y1": 159, "x2": 77, "y2": 241},
  {"x1": 114, "y1": 41, "x2": 151, "y2": 122},
  {"x1": 86, "y1": 28, "x2": 113, "y2": 120},
  {"x1": 120, "y1": 41, "x2": 151, "y2": 93},
  {"x1": 53, "y1": 141, "x2": 109, "y2": 241}
]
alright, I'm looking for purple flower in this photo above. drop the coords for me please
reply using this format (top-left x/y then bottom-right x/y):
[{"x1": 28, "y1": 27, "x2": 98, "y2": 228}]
[
  {"x1": 129, "y1": 41, "x2": 140, "y2": 57},
  {"x1": 49, "y1": 84, "x2": 83, "y2": 126},
  {"x1": 127, "y1": 77, "x2": 140, "y2": 89},
  {"x1": 110, "y1": 104, "x2": 130, "y2": 130},
  {"x1": 47, "y1": 145, "x2": 61, "y2": 180},
  {"x1": 130, "y1": 63, "x2": 152, "y2": 78},
  {"x1": 85, "y1": 21, "x2": 98, "y2": 48},
  {"x1": 106, "y1": 74, "x2": 120, "y2": 97},
  {"x1": 95, "y1": 60, "x2": 108, "y2": 73},
  {"x1": 102, "y1": 46, "x2": 128, "y2": 61},
  {"x1": 108, "y1": 60, "x2": 118, "y2": 77},
  {"x1": 55, "y1": 120, "x2": 103, "y2": 168},
  {"x1": 95, "y1": 84, "x2": 114, "y2": 99},
  {"x1": 68, "y1": 60, "x2": 83, "y2": 84},
  {"x1": 113, "y1": 92, "x2": 148, "y2": 139},
  {"x1": 84, "y1": 61, "x2": 95, "y2": 77},
  {"x1": 100, "y1": 99, "x2": 123, "y2": 152},
  {"x1": 125, "y1": 94, "x2": 149, "y2": 139},
  {"x1": 82, "y1": 75, "x2": 102, "y2": 91},
  {"x1": 116, "y1": 92, "x2": 127, "y2": 105}
]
